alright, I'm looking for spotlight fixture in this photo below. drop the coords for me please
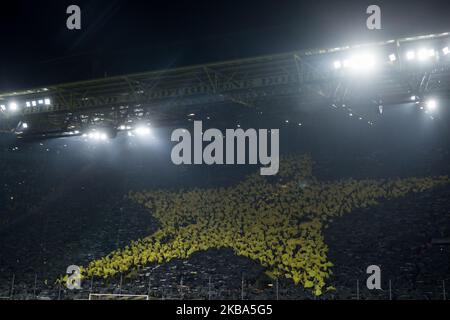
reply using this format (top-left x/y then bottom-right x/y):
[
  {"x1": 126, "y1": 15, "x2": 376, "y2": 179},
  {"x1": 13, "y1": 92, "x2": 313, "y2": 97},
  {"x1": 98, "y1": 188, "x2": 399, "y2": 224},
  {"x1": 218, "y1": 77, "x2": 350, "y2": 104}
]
[
  {"x1": 134, "y1": 126, "x2": 152, "y2": 137},
  {"x1": 0, "y1": 104, "x2": 6, "y2": 112},
  {"x1": 14, "y1": 121, "x2": 29, "y2": 134},
  {"x1": 443, "y1": 47, "x2": 450, "y2": 55},
  {"x1": 417, "y1": 48, "x2": 435, "y2": 61},
  {"x1": 85, "y1": 129, "x2": 111, "y2": 141},
  {"x1": 389, "y1": 53, "x2": 396, "y2": 62},
  {"x1": 333, "y1": 60, "x2": 342, "y2": 69},
  {"x1": 425, "y1": 99, "x2": 437, "y2": 111},
  {"x1": 349, "y1": 53, "x2": 376, "y2": 71},
  {"x1": 406, "y1": 51, "x2": 416, "y2": 60},
  {"x1": 9, "y1": 102, "x2": 18, "y2": 111},
  {"x1": 92, "y1": 132, "x2": 107, "y2": 141},
  {"x1": 410, "y1": 95, "x2": 417, "y2": 101}
]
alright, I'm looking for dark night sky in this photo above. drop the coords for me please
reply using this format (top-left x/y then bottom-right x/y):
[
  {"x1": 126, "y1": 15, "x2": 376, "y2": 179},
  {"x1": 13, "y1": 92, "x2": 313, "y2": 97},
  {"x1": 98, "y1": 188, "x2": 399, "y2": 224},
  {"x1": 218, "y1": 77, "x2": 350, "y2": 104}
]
[{"x1": 1, "y1": 0, "x2": 450, "y2": 90}]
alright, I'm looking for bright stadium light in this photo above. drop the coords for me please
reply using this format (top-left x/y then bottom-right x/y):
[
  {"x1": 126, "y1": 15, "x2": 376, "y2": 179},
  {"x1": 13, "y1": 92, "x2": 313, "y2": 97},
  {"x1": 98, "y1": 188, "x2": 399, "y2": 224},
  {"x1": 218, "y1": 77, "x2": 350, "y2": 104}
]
[
  {"x1": 9, "y1": 102, "x2": 18, "y2": 111},
  {"x1": 378, "y1": 105, "x2": 383, "y2": 114},
  {"x1": 333, "y1": 60, "x2": 342, "y2": 69},
  {"x1": 44, "y1": 98, "x2": 51, "y2": 105},
  {"x1": 418, "y1": 48, "x2": 435, "y2": 61},
  {"x1": 333, "y1": 53, "x2": 377, "y2": 72},
  {"x1": 406, "y1": 51, "x2": 416, "y2": 60},
  {"x1": 26, "y1": 101, "x2": 31, "y2": 107},
  {"x1": 87, "y1": 130, "x2": 108, "y2": 141},
  {"x1": 22, "y1": 122, "x2": 28, "y2": 129},
  {"x1": 349, "y1": 53, "x2": 376, "y2": 72},
  {"x1": 443, "y1": 47, "x2": 450, "y2": 55},
  {"x1": 38, "y1": 100, "x2": 44, "y2": 105},
  {"x1": 0, "y1": 104, "x2": 6, "y2": 112},
  {"x1": 410, "y1": 95, "x2": 417, "y2": 101},
  {"x1": 426, "y1": 99, "x2": 437, "y2": 111},
  {"x1": 389, "y1": 53, "x2": 396, "y2": 62},
  {"x1": 134, "y1": 126, "x2": 152, "y2": 136},
  {"x1": 32, "y1": 101, "x2": 37, "y2": 107}
]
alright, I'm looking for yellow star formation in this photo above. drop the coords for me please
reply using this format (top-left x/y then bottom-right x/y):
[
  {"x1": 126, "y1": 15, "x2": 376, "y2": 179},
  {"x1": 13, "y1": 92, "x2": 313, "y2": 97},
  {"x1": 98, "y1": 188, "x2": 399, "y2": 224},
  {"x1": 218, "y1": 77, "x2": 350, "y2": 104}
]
[{"x1": 77, "y1": 155, "x2": 450, "y2": 296}]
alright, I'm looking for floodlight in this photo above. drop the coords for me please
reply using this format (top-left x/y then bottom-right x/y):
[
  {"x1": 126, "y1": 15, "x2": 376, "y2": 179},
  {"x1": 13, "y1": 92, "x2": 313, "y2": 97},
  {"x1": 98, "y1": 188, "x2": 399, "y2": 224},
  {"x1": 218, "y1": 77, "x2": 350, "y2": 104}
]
[
  {"x1": 349, "y1": 53, "x2": 375, "y2": 72},
  {"x1": 88, "y1": 131, "x2": 108, "y2": 141},
  {"x1": 26, "y1": 102, "x2": 31, "y2": 107},
  {"x1": 406, "y1": 51, "x2": 415, "y2": 60},
  {"x1": 32, "y1": 101, "x2": 37, "y2": 107},
  {"x1": 389, "y1": 53, "x2": 396, "y2": 62},
  {"x1": 418, "y1": 48, "x2": 434, "y2": 61},
  {"x1": 44, "y1": 98, "x2": 51, "y2": 105},
  {"x1": 134, "y1": 126, "x2": 151, "y2": 136},
  {"x1": 443, "y1": 47, "x2": 450, "y2": 55},
  {"x1": 426, "y1": 99, "x2": 437, "y2": 111},
  {"x1": 333, "y1": 60, "x2": 342, "y2": 69},
  {"x1": 0, "y1": 105, "x2": 6, "y2": 112},
  {"x1": 9, "y1": 102, "x2": 18, "y2": 111},
  {"x1": 38, "y1": 100, "x2": 44, "y2": 105}
]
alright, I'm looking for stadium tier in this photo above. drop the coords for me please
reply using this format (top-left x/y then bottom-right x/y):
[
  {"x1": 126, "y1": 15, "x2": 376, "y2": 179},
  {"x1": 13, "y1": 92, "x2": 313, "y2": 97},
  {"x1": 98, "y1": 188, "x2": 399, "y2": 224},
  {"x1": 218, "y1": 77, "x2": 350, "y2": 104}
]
[{"x1": 1, "y1": 32, "x2": 450, "y2": 138}]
